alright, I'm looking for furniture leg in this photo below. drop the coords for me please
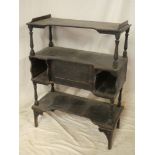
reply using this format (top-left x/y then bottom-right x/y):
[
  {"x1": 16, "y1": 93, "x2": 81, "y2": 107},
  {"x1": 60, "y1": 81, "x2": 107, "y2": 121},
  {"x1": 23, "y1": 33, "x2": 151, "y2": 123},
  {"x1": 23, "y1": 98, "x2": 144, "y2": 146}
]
[
  {"x1": 51, "y1": 82, "x2": 55, "y2": 92},
  {"x1": 33, "y1": 82, "x2": 39, "y2": 105},
  {"x1": 117, "y1": 88, "x2": 123, "y2": 128},
  {"x1": 117, "y1": 119, "x2": 120, "y2": 129},
  {"x1": 99, "y1": 128, "x2": 113, "y2": 150},
  {"x1": 123, "y1": 28, "x2": 130, "y2": 58},
  {"x1": 33, "y1": 110, "x2": 39, "y2": 127},
  {"x1": 28, "y1": 25, "x2": 35, "y2": 56}
]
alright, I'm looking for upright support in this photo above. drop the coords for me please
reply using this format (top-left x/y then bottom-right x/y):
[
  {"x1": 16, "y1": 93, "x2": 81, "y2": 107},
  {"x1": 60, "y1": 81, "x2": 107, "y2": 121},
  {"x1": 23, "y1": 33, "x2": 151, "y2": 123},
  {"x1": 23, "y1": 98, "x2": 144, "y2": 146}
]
[
  {"x1": 123, "y1": 28, "x2": 130, "y2": 58},
  {"x1": 99, "y1": 128, "x2": 113, "y2": 150},
  {"x1": 113, "y1": 33, "x2": 120, "y2": 68},
  {"x1": 51, "y1": 83, "x2": 55, "y2": 92},
  {"x1": 110, "y1": 98, "x2": 114, "y2": 121},
  {"x1": 33, "y1": 82, "x2": 38, "y2": 105},
  {"x1": 46, "y1": 60, "x2": 55, "y2": 92},
  {"x1": 117, "y1": 88, "x2": 122, "y2": 107},
  {"x1": 49, "y1": 26, "x2": 54, "y2": 47},
  {"x1": 28, "y1": 25, "x2": 35, "y2": 56},
  {"x1": 117, "y1": 88, "x2": 123, "y2": 128},
  {"x1": 33, "y1": 110, "x2": 39, "y2": 127}
]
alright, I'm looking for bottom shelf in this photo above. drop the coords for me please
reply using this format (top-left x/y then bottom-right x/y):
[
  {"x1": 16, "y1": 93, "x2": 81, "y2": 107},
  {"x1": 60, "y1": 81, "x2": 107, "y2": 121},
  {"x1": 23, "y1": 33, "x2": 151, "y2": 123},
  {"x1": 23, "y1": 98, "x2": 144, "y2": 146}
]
[{"x1": 32, "y1": 91, "x2": 123, "y2": 130}]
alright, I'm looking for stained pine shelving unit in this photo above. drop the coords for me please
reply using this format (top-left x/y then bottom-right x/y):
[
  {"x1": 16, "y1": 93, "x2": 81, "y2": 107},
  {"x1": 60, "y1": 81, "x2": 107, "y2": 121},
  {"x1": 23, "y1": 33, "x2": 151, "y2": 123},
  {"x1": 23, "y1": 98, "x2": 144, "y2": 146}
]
[{"x1": 27, "y1": 14, "x2": 131, "y2": 149}]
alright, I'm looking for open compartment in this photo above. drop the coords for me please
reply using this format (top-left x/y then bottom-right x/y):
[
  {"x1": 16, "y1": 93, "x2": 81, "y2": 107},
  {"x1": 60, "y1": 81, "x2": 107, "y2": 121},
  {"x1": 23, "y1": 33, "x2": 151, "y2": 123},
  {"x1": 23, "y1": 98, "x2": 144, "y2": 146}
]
[
  {"x1": 94, "y1": 70, "x2": 117, "y2": 97},
  {"x1": 30, "y1": 58, "x2": 49, "y2": 85}
]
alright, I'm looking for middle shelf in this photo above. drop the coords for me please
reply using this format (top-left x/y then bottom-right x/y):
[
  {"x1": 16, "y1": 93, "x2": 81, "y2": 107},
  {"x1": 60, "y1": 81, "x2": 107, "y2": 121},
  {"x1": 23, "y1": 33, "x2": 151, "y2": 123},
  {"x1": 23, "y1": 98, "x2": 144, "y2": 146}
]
[
  {"x1": 30, "y1": 46, "x2": 127, "y2": 71},
  {"x1": 30, "y1": 46, "x2": 127, "y2": 99}
]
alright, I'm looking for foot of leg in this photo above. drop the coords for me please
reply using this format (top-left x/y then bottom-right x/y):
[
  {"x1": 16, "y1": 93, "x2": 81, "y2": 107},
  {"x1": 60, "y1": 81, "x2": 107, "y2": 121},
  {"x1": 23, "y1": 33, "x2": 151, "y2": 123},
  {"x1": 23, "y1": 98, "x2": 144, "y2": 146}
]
[
  {"x1": 98, "y1": 128, "x2": 113, "y2": 150},
  {"x1": 33, "y1": 111, "x2": 39, "y2": 127},
  {"x1": 117, "y1": 119, "x2": 120, "y2": 129}
]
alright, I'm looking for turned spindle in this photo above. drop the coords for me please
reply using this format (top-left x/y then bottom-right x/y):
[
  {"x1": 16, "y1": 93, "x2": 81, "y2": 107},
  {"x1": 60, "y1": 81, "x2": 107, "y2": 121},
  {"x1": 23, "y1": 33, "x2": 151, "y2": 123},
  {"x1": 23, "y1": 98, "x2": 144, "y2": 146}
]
[
  {"x1": 46, "y1": 60, "x2": 55, "y2": 92},
  {"x1": 123, "y1": 28, "x2": 130, "y2": 58},
  {"x1": 28, "y1": 25, "x2": 35, "y2": 56},
  {"x1": 49, "y1": 26, "x2": 54, "y2": 47},
  {"x1": 33, "y1": 82, "x2": 38, "y2": 105},
  {"x1": 113, "y1": 33, "x2": 120, "y2": 68}
]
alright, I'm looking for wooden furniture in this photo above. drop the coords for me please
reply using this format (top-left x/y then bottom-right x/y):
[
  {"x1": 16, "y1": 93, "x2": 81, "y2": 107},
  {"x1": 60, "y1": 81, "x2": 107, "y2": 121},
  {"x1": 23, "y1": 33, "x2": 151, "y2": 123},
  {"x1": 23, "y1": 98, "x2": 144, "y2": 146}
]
[{"x1": 27, "y1": 14, "x2": 131, "y2": 150}]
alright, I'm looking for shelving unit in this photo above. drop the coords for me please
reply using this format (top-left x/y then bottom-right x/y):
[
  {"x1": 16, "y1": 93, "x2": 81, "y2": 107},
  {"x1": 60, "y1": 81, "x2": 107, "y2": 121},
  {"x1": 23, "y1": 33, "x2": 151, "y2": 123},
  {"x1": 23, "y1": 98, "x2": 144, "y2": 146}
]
[{"x1": 27, "y1": 14, "x2": 131, "y2": 150}]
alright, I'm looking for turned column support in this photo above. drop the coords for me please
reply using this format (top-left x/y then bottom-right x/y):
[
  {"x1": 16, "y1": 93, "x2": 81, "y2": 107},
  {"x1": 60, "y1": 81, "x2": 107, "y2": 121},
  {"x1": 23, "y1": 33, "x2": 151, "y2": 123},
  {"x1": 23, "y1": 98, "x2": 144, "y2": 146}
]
[
  {"x1": 117, "y1": 88, "x2": 123, "y2": 128},
  {"x1": 123, "y1": 28, "x2": 130, "y2": 58},
  {"x1": 113, "y1": 33, "x2": 120, "y2": 68},
  {"x1": 28, "y1": 25, "x2": 35, "y2": 56},
  {"x1": 33, "y1": 82, "x2": 39, "y2": 105},
  {"x1": 49, "y1": 26, "x2": 54, "y2": 47},
  {"x1": 46, "y1": 60, "x2": 55, "y2": 92}
]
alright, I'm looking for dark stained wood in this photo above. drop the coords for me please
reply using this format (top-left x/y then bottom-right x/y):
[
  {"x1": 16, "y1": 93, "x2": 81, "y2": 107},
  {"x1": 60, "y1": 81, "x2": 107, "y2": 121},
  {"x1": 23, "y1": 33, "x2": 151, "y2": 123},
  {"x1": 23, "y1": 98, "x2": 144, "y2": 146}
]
[
  {"x1": 27, "y1": 14, "x2": 131, "y2": 35},
  {"x1": 123, "y1": 28, "x2": 130, "y2": 58},
  {"x1": 117, "y1": 88, "x2": 122, "y2": 107},
  {"x1": 98, "y1": 128, "x2": 113, "y2": 150},
  {"x1": 32, "y1": 71, "x2": 49, "y2": 85},
  {"x1": 113, "y1": 33, "x2": 120, "y2": 68},
  {"x1": 30, "y1": 46, "x2": 127, "y2": 71},
  {"x1": 28, "y1": 25, "x2": 35, "y2": 56},
  {"x1": 49, "y1": 26, "x2": 54, "y2": 47},
  {"x1": 51, "y1": 83, "x2": 55, "y2": 92},
  {"x1": 32, "y1": 91, "x2": 123, "y2": 130},
  {"x1": 27, "y1": 14, "x2": 131, "y2": 150},
  {"x1": 117, "y1": 88, "x2": 123, "y2": 128},
  {"x1": 33, "y1": 82, "x2": 38, "y2": 105}
]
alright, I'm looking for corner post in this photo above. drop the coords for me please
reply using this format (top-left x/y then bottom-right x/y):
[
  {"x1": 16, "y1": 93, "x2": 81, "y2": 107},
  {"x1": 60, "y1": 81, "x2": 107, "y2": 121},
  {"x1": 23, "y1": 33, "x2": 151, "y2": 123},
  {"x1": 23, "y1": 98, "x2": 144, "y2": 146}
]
[
  {"x1": 123, "y1": 28, "x2": 130, "y2": 58},
  {"x1": 110, "y1": 98, "x2": 114, "y2": 121},
  {"x1": 28, "y1": 25, "x2": 35, "y2": 56},
  {"x1": 117, "y1": 88, "x2": 122, "y2": 107},
  {"x1": 33, "y1": 82, "x2": 38, "y2": 105},
  {"x1": 113, "y1": 33, "x2": 120, "y2": 68},
  {"x1": 46, "y1": 60, "x2": 55, "y2": 92},
  {"x1": 49, "y1": 26, "x2": 54, "y2": 47},
  {"x1": 117, "y1": 88, "x2": 123, "y2": 128}
]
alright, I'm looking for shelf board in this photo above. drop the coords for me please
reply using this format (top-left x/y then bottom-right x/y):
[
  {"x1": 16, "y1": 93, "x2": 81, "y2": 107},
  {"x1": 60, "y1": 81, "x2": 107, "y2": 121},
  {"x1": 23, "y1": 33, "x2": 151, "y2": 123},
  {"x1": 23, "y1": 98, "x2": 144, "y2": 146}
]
[
  {"x1": 30, "y1": 46, "x2": 127, "y2": 71},
  {"x1": 32, "y1": 91, "x2": 123, "y2": 130},
  {"x1": 27, "y1": 14, "x2": 130, "y2": 34}
]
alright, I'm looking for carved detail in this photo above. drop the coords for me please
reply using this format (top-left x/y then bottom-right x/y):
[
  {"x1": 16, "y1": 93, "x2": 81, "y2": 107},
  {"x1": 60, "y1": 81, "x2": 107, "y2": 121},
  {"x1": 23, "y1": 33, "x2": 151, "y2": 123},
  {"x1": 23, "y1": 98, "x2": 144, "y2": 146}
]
[
  {"x1": 49, "y1": 26, "x2": 54, "y2": 47},
  {"x1": 33, "y1": 82, "x2": 38, "y2": 105},
  {"x1": 113, "y1": 33, "x2": 120, "y2": 68},
  {"x1": 123, "y1": 28, "x2": 130, "y2": 58},
  {"x1": 99, "y1": 128, "x2": 113, "y2": 150},
  {"x1": 28, "y1": 25, "x2": 35, "y2": 56}
]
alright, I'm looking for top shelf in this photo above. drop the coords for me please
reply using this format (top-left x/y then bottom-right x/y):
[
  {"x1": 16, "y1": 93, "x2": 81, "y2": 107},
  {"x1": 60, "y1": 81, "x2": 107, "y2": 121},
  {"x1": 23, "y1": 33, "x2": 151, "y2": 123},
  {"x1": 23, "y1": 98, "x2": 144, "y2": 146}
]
[{"x1": 27, "y1": 14, "x2": 131, "y2": 34}]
